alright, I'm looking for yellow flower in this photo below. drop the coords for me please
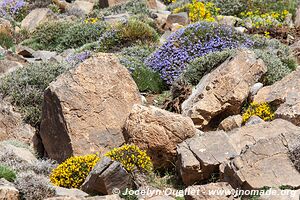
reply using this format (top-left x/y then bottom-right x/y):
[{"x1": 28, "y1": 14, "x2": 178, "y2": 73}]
[
  {"x1": 50, "y1": 154, "x2": 100, "y2": 189},
  {"x1": 242, "y1": 102, "x2": 275, "y2": 124},
  {"x1": 105, "y1": 144, "x2": 153, "y2": 173}
]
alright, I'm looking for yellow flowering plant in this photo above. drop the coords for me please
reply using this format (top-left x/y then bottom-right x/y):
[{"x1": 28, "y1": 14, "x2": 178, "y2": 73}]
[
  {"x1": 105, "y1": 145, "x2": 153, "y2": 173},
  {"x1": 50, "y1": 154, "x2": 100, "y2": 189},
  {"x1": 84, "y1": 18, "x2": 99, "y2": 24},
  {"x1": 242, "y1": 102, "x2": 275, "y2": 123},
  {"x1": 240, "y1": 10, "x2": 290, "y2": 28},
  {"x1": 174, "y1": 0, "x2": 220, "y2": 22}
]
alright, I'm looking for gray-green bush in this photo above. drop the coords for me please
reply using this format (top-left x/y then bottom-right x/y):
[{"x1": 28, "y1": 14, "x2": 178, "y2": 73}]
[
  {"x1": 23, "y1": 20, "x2": 108, "y2": 52},
  {"x1": 182, "y1": 49, "x2": 235, "y2": 85},
  {"x1": 252, "y1": 37, "x2": 297, "y2": 85},
  {"x1": 0, "y1": 62, "x2": 71, "y2": 127},
  {"x1": 15, "y1": 171, "x2": 55, "y2": 200},
  {"x1": 119, "y1": 45, "x2": 166, "y2": 93}
]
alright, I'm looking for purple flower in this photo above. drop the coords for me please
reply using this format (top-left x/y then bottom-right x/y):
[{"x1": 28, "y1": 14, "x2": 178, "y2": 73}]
[
  {"x1": 66, "y1": 51, "x2": 91, "y2": 66},
  {"x1": 0, "y1": 0, "x2": 26, "y2": 19},
  {"x1": 146, "y1": 22, "x2": 254, "y2": 84}
]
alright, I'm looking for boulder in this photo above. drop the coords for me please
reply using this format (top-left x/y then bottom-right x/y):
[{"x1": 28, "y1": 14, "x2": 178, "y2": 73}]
[
  {"x1": 68, "y1": 0, "x2": 95, "y2": 15},
  {"x1": 295, "y1": 7, "x2": 300, "y2": 28},
  {"x1": 177, "y1": 131, "x2": 237, "y2": 186},
  {"x1": 0, "y1": 18, "x2": 13, "y2": 36},
  {"x1": 224, "y1": 130, "x2": 300, "y2": 189},
  {"x1": 178, "y1": 119, "x2": 300, "y2": 186},
  {"x1": 216, "y1": 15, "x2": 241, "y2": 27},
  {"x1": 39, "y1": 53, "x2": 141, "y2": 162},
  {"x1": 0, "y1": 101, "x2": 35, "y2": 144},
  {"x1": 21, "y1": 8, "x2": 52, "y2": 32},
  {"x1": 54, "y1": 186, "x2": 88, "y2": 197},
  {"x1": 182, "y1": 50, "x2": 267, "y2": 130},
  {"x1": 0, "y1": 179, "x2": 19, "y2": 200},
  {"x1": 254, "y1": 67, "x2": 300, "y2": 126},
  {"x1": 0, "y1": 60, "x2": 23, "y2": 77},
  {"x1": 259, "y1": 189, "x2": 300, "y2": 200},
  {"x1": 32, "y1": 51, "x2": 58, "y2": 62},
  {"x1": 123, "y1": 105, "x2": 197, "y2": 168},
  {"x1": 184, "y1": 182, "x2": 236, "y2": 200},
  {"x1": 0, "y1": 143, "x2": 37, "y2": 164},
  {"x1": 218, "y1": 115, "x2": 242, "y2": 131},
  {"x1": 165, "y1": 12, "x2": 189, "y2": 30},
  {"x1": 98, "y1": 0, "x2": 128, "y2": 8},
  {"x1": 104, "y1": 13, "x2": 130, "y2": 24},
  {"x1": 250, "y1": 83, "x2": 264, "y2": 96},
  {"x1": 291, "y1": 40, "x2": 300, "y2": 64},
  {"x1": 227, "y1": 119, "x2": 300, "y2": 153},
  {"x1": 244, "y1": 116, "x2": 264, "y2": 126},
  {"x1": 81, "y1": 157, "x2": 133, "y2": 195}
]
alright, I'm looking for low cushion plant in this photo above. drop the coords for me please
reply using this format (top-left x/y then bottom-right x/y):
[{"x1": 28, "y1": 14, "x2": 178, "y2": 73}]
[{"x1": 145, "y1": 22, "x2": 253, "y2": 84}]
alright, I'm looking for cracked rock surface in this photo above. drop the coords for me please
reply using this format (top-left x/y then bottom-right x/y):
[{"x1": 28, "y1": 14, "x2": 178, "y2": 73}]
[
  {"x1": 39, "y1": 53, "x2": 141, "y2": 162},
  {"x1": 124, "y1": 104, "x2": 197, "y2": 168},
  {"x1": 177, "y1": 119, "x2": 300, "y2": 187},
  {"x1": 254, "y1": 67, "x2": 300, "y2": 126},
  {"x1": 224, "y1": 125, "x2": 300, "y2": 189},
  {"x1": 182, "y1": 50, "x2": 267, "y2": 130}
]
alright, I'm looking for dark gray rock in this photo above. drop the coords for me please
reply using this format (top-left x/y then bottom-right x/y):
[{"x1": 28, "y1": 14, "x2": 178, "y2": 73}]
[{"x1": 81, "y1": 157, "x2": 133, "y2": 195}]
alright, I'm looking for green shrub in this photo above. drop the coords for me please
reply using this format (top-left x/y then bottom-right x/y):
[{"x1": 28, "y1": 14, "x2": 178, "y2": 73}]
[
  {"x1": 0, "y1": 165, "x2": 16, "y2": 182},
  {"x1": 119, "y1": 45, "x2": 166, "y2": 93},
  {"x1": 254, "y1": 49, "x2": 293, "y2": 85},
  {"x1": 132, "y1": 67, "x2": 167, "y2": 93},
  {"x1": 23, "y1": 20, "x2": 108, "y2": 52},
  {"x1": 252, "y1": 37, "x2": 297, "y2": 85},
  {"x1": 81, "y1": 19, "x2": 159, "y2": 53},
  {"x1": 0, "y1": 32, "x2": 14, "y2": 49},
  {"x1": 115, "y1": 18, "x2": 159, "y2": 44},
  {"x1": 209, "y1": 0, "x2": 247, "y2": 16},
  {"x1": 0, "y1": 62, "x2": 71, "y2": 127},
  {"x1": 182, "y1": 49, "x2": 234, "y2": 85}
]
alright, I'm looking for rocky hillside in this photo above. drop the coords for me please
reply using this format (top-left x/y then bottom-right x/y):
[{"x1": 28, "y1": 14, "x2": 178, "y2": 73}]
[{"x1": 1, "y1": 0, "x2": 300, "y2": 199}]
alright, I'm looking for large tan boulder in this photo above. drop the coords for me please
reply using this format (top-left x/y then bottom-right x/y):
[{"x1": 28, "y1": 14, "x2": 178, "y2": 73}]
[
  {"x1": 98, "y1": 0, "x2": 128, "y2": 8},
  {"x1": 39, "y1": 53, "x2": 141, "y2": 162},
  {"x1": 21, "y1": 8, "x2": 52, "y2": 32},
  {"x1": 224, "y1": 129, "x2": 300, "y2": 190},
  {"x1": 0, "y1": 179, "x2": 19, "y2": 200},
  {"x1": 0, "y1": 101, "x2": 35, "y2": 144},
  {"x1": 182, "y1": 50, "x2": 267, "y2": 130},
  {"x1": 123, "y1": 105, "x2": 197, "y2": 168},
  {"x1": 254, "y1": 67, "x2": 300, "y2": 126}
]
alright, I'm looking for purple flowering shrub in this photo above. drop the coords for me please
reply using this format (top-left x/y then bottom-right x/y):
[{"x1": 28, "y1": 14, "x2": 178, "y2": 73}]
[
  {"x1": 145, "y1": 22, "x2": 254, "y2": 84},
  {"x1": 0, "y1": 0, "x2": 27, "y2": 21},
  {"x1": 66, "y1": 51, "x2": 91, "y2": 66}
]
